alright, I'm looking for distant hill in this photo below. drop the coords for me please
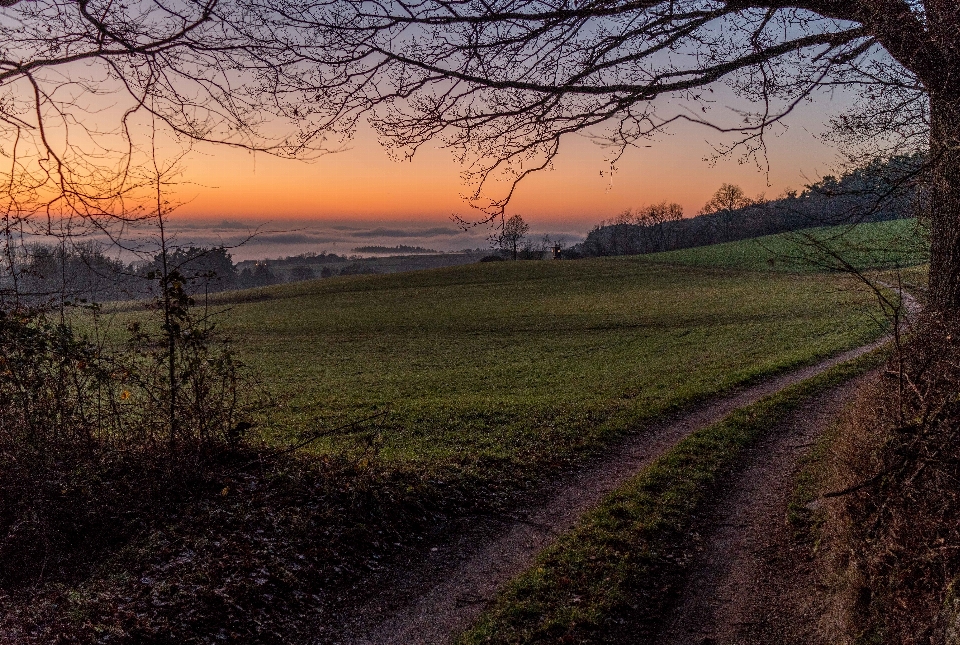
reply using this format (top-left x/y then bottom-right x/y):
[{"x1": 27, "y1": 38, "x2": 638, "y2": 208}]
[
  {"x1": 643, "y1": 218, "x2": 928, "y2": 273},
  {"x1": 351, "y1": 245, "x2": 440, "y2": 254},
  {"x1": 573, "y1": 154, "x2": 923, "y2": 258}
]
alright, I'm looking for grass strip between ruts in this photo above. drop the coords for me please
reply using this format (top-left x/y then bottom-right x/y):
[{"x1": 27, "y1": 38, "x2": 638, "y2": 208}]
[{"x1": 457, "y1": 346, "x2": 891, "y2": 645}]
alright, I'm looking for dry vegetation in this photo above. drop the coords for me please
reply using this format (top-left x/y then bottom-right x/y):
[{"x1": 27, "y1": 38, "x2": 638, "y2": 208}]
[{"x1": 800, "y1": 314, "x2": 960, "y2": 644}]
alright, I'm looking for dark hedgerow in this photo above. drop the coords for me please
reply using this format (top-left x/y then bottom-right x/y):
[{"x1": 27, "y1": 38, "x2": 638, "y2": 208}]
[
  {"x1": 0, "y1": 265, "x2": 262, "y2": 591},
  {"x1": 833, "y1": 316, "x2": 960, "y2": 644}
]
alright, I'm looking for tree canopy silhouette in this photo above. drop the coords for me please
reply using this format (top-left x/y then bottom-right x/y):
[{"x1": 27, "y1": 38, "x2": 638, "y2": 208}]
[
  {"x1": 4, "y1": 1, "x2": 958, "y2": 309},
  {"x1": 275, "y1": 1, "x2": 952, "y2": 308},
  {"x1": 500, "y1": 214, "x2": 530, "y2": 260},
  {"x1": 0, "y1": 0, "x2": 369, "y2": 252}
]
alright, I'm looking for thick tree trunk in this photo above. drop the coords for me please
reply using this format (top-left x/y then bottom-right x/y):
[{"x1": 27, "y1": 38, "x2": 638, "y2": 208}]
[{"x1": 927, "y1": 90, "x2": 960, "y2": 314}]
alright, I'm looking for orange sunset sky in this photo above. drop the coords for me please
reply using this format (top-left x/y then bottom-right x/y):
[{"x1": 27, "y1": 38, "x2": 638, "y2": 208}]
[{"x1": 174, "y1": 87, "x2": 858, "y2": 233}]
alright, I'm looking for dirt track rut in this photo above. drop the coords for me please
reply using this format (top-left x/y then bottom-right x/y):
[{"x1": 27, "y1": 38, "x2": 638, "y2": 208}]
[
  {"x1": 656, "y1": 378, "x2": 861, "y2": 645},
  {"x1": 336, "y1": 285, "x2": 917, "y2": 644}
]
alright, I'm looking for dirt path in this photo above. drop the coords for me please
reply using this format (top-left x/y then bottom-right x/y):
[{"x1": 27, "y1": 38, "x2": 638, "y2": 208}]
[
  {"x1": 656, "y1": 378, "x2": 861, "y2": 645},
  {"x1": 337, "y1": 341, "x2": 886, "y2": 645}
]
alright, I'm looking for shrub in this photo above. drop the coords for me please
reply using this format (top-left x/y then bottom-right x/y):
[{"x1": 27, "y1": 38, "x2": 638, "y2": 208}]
[
  {"x1": 0, "y1": 269, "x2": 262, "y2": 587},
  {"x1": 339, "y1": 261, "x2": 380, "y2": 275},
  {"x1": 289, "y1": 265, "x2": 316, "y2": 281},
  {"x1": 0, "y1": 308, "x2": 119, "y2": 460},
  {"x1": 832, "y1": 316, "x2": 960, "y2": 643}
]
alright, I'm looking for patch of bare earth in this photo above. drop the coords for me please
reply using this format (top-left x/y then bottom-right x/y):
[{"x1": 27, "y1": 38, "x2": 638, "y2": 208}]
[{"x1": 655, "y1": 377, "x2": 867, "y2": 645}]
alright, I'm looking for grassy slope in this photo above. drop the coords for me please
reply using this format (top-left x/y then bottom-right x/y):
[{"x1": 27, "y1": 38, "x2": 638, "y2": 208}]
[
  {"x1": 458, "y1": 349, "x2": 889, "y2": 645},
  {"x1": 452, "y1": 221, "x2": 922, "y2": 643},
  {"x1": 220, "y1": 259, "x2": 882, "y2": 482},
  {"x1": 643, "y1": 218, "x2": 928, "y2": 273}
]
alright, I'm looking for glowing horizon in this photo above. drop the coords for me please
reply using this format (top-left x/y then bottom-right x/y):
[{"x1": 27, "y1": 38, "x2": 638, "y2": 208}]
[{"x1": 172, "y1": 88, "x2": 856, "y2": 233}]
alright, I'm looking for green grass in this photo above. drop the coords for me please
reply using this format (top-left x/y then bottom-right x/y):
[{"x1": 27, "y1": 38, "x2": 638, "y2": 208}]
[
  {"x1": 786, "y1": 385, "x2": 855, "y2": 545},
  {"x1": 458, "y1": 348, "x2": 889, "y2": 645},
  {"x1": 201, "y1": 259, "x2": 887, "y2": 484},
  {"x1": 643, "y1": 218, "x2": 928, "y2": 273}
]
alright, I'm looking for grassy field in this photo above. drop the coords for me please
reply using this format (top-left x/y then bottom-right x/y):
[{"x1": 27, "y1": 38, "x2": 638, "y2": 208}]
[
  {"x1": 207, "y1": 258, "x2": 886, "y2": 484},
  {"x1": 643, "y1": 218, "x2": 928, "y2": 273}
]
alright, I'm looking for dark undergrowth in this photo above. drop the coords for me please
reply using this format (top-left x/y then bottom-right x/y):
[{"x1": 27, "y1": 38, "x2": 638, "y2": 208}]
[
  {"x1": 820, "y1": 317, "x2": 960, "y2": 645},
  {"x1": 0, "y1": 443, "x2": 523, "y2": 644},
  {"x1": 0, "y1": 296, "x2": 440, "y2": 644}
]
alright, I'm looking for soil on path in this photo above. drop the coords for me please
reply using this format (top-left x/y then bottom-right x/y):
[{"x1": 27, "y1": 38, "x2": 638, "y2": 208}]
[
  {"x1": 655, "y1": 378, "x2": 863, "y2": 645},
  {"x1": 334, "y1": 341, "x2": 886, "y2": 645}
]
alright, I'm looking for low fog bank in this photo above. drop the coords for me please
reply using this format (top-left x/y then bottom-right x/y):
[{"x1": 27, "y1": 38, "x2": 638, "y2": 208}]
[{"x1": 166, "y1": 218, "x2": 586, "y2": 261}]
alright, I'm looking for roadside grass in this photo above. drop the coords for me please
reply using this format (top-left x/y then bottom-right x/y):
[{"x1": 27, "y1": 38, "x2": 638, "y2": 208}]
[
  {"x1": 785, "y1": 349, "x2": 897, "y2": 547},
  {"x1": 458, "y1": 348, "x2": 889, "y2": 645},
  {"x1": 643, "y1": 218, "x2": 928, "y2": 273},
  {"x1": 787, "y1": 424, "x2": 840, "y2": 545}
]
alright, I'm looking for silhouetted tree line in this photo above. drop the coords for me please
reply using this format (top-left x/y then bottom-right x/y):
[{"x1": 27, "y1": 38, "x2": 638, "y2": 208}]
[
  {"x1": 5, "y1": 246, "x2": 373, "y2": 304},
  {"x1": 236, "y1": 252, "x2": 358, "y2": 284},
  {"x1": 5, "y1": 244, "x2": 243, "y2": 305},
  {"x1": 12, "y1": 243, "x2": 132, "y2": 305},
  {"x1": 351, "y1": 245, "x2": 440, "y2": 254},
  {"x1": 572, "y1": 155, "x2": 923, "y2": 258}
]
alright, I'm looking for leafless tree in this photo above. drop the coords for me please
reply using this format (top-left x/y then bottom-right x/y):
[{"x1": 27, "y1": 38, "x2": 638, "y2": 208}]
[
  {"x1": 640, "y1": 201, "x2": 685, "y2": 251},
  {"x1": 0, "y1": 0, "x2": 392, "y2": 454},
  {"x1": 600, "y1": 202, "x2": 684, "y2": 254},
  {"x1": 701, "y1": 183, "x2": 757, "y2": 242},
  {"x1": 499, "y1": 213, "x2": 530, "y2": 259},
  {"x1": 272, "y1": 1, "x2": 957, "y2": 311},
  {"x1": 0, "y1": 0, "x2": 375, "y2": 303},
  {"x1": 6, "y1": 2, "x2": 958, "y2": 310}
]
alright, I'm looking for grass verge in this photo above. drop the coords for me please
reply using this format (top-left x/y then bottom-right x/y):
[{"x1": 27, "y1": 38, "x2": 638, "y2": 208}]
[
  {"x1": 458, "y1": 348, "x2": 889, "y2": 645},
  {"x1": 783, "y1": 355, "x2": 889, "y2": 546},
  {"x1": 221, "y1": 261, "x2": 882, "y2": 473}
]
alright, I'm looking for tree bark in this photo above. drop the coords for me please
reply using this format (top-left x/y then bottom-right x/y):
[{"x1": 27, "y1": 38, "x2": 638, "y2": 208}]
[{"x1": 927, "y1": 89, "x2": 960, "y2": 314}]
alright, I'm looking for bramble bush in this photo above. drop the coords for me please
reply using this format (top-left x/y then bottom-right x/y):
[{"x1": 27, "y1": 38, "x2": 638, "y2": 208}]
[{"x1": 0, "y1": 264, "x2": 261, "y2": 586}]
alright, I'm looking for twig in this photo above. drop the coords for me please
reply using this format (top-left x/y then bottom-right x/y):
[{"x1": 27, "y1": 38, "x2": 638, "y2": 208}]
[
  {"x1": 822, "y1": 469, "x2": 890, "y2": 498},
  {"x1": 230, "y1": 410, "x2": 390, "y2": 473}
]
